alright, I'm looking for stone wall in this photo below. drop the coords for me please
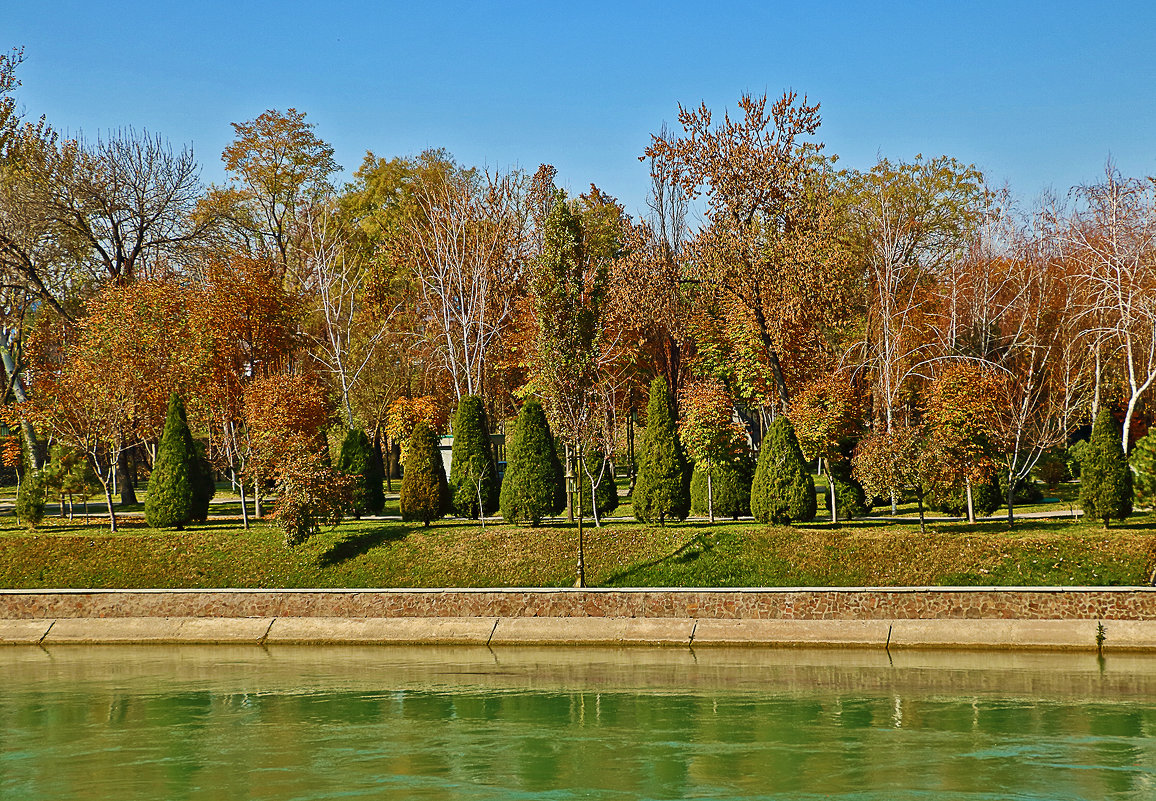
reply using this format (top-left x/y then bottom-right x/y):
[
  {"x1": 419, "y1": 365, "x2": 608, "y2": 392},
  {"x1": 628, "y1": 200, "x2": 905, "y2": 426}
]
[{"x1": 1, "y1": 587, "x2": 1154, "y2": 621}]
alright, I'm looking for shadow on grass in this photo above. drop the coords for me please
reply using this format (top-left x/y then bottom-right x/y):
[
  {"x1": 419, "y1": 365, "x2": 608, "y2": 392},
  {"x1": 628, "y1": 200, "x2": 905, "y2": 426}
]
[
  {"x1": 318, "y1": 524, "x2": 409, "y2": 567},
  {"x1": 603, "y1": 533, "x2": 713, "y2": 586}
]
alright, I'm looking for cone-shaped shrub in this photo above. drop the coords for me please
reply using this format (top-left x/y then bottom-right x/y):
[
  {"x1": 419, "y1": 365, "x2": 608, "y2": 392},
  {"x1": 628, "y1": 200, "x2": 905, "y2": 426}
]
[
  {"x1": 399, "y1": 422, "x2": 449, "y2": 526},
  {"x1": 145, "y1": 393, "x2": 197, "y2": 529},
  {"x1": 339, "y1": 428, "x2": 384, "y2": 517},
  {"x1": 634, "y1": 378, "x2": 691, "y2": 525},
  {"x1": 579, "y1": 447, "x2": 619, "y2": 518},
  {"x1": 500, "y1": 399, "x2": 565, "y2": 526},
  {"x1": 449, "y1": 395, "x2": 499, "y2": 519},
  {"x1": 190, "y1": 440, "x2": 216, "y2": 523},
  {"x1": 690, "y1": 456, "x2": 754, "y2": 520},
  {"x1": 823, "y1": 460, "x2": 867, "y2": 520},
  {"x1": 15, "y1": 467, "x2": 46, "y2": 528},
  {"x1": 1080, "y1": 408, "x2": 1133, "y2": 527},
  {"x1": 751, "y1": 416, "x2": 816, "y2": 524},
  {"x1": 1132, "y1": 432, "x2": 1156, "y2": 508}
]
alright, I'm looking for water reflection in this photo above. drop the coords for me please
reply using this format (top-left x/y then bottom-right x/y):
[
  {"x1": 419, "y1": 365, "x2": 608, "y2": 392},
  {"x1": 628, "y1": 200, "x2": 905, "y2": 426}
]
[{"x1": 2, "y1": 646, "x2": 1155, "y2": 800}]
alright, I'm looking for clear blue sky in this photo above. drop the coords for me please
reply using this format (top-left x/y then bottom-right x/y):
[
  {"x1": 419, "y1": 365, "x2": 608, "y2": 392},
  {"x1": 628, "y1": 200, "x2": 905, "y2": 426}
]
[{"x1": 7, "y1": 1, "x2": 1156, "y2": 218}]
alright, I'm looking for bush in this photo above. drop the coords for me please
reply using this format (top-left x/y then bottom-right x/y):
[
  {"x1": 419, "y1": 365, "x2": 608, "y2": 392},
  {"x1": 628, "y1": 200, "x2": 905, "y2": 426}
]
[
  {"x1": 448, "y1": 395, "x2": 499, "y2": 519},
  {"x1": 15, "y1": 468, "x2": 46, "y2": 528},
  {"x1": 633, "y1": 378, "x2": 691, "y2": 525},
  {"x1": 578, "y1": 447, "x2": 619, "y2": 519},
  {"x1": 690, "y1": 455, "x2": 754, "y2": 520},
  {"x1": 823, "y1": 460, "x2": 867, "y2": 520},
  {"x1": 145, "y1": 393, "x2": 197, "y2": 529},
  {"x1": 399, "y1": 422, "x2": 450, "y2": 526},
  {"x1": 999, "y1": 471, "x2": 1043, "y2": 505},
  {"x1": 1033, "y1": 450, "x2": 1069, "y2": 489},
  {"x1": 750, "y1": 417, "x2": 817, "y2": 525},
  {"x1": 499, "y1": 399, "x2": 564, "y2": 526},
  {"x1": 1132, "y1": 432, "x2": 1156, "y2": 508},
  {"x1": 190, "y1": 440, "x2": 216, "y2": 523},
  {"x1": 274, "y1": 453, "x2": 354, "y2": 546},
  {"x1": 927, "y1": 475, "x2": 1001, "y2": 517},
  {"x1": 339, "y1": 428, "x2": 384, "y2": 517},
  {"x1": 1066, "y1": 439, "x2": 1088, "y2": 479},
  {"x1": 1080, "y1": 408, "x2": 1133, "y2": 527}
]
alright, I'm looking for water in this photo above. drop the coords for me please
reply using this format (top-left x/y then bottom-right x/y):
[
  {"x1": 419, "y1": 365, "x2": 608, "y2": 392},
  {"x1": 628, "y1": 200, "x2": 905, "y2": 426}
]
[{"x1": 2, "y1": 645, "x2": 1156, "y2": 800}]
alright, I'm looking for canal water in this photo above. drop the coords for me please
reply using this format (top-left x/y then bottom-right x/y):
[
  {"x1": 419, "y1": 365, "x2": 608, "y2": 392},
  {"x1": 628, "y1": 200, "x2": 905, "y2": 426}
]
[{"x1": 2, "y1": 645, "x2": 1155, "y2": 799}]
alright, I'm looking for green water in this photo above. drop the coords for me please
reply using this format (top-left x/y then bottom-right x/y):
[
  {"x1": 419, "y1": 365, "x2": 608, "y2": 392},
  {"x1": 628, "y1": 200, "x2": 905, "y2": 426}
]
[{"x1": 3, "y1": 646, "x2": 1156, "y2": 800}]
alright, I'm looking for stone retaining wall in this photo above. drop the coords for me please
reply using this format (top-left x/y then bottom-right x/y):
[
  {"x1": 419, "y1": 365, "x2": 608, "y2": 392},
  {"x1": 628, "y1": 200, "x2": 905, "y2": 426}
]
[{"x1": 2, "y1": 587, "x2": 1155, "y2": 621}]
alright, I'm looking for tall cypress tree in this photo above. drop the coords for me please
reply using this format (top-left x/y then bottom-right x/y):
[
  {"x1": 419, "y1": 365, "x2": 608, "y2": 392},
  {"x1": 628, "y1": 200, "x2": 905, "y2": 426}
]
[
  {"x1": 339, "y1": 428, "x2": 384, "y2": 517},
  {"x1": 751, "y1": 416, "x2": 817, "y2": 525},
  {"x1": 499, "y1": 399, "x2": 564, "y2": 526},
  {"x1": 145, "y1": 393, "x2": 197, "y2": 529},
  {"x1": 399, "y1": 422, "x2": 449, "y2": 526},
  {"x1": 633, "y1": 377, "x2": 690, "y2": 525},
  {"x1": 1080, "y1": 408, "x2": 1133, "y2": 528},
  {"x1": 449, "y1": 395, "x2": 499, "y2": 518}
]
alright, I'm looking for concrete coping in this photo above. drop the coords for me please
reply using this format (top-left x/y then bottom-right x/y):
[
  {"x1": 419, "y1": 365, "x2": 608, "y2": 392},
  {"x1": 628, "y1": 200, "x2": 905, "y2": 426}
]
[{"x1": 2, "y1": 586, "x2": 1155, "y2": 595}]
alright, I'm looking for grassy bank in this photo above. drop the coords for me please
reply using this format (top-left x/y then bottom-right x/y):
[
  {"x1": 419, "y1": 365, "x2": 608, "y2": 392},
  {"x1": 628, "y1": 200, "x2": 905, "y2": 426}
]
[{"x1": 0, "y1": 510, "x2": 1153, "y2": 589}]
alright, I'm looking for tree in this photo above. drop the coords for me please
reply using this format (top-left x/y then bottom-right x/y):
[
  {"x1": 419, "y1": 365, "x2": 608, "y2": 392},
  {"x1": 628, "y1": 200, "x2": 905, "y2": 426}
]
[
  {"x1": 448, "y1": 395, "x2": 499, "y2": 519},
  {"x1": 499, "y1": 398, "x2": 564, "y2": 526},
  {"x1": 750, "y1": 416, "x2": 816, "y2": 525},
  {"x1": 788, "y1": 374, "x2": 862, "y2": 522},
  {"x1": 190, "y1": 440, "x2": 215, "y2": 523},
  {"x1": 399, "y1": 421, "x2": 449, "y2": 526},
  {"x1": 852, "y1": 425, "x2": 933, "y2": 532},
  {"x1": 1131, "y1": 432, "x2": 1156, "y2": 508},
  {"x1": 338, "y1": 428, "x2": 384, "y2": 517},
  {"x1": 679, "y1": 376, "x2": 746, "y2": 522},
  {"x1": 634, "y1": 377, "x2": 691, "y2": 525},
  {"x1": 578, "y1": 447, "x2": 619, "y2": 520},
  {"x1": 1080, "y1": 408, "x2": 1133, "y2": 528},
  {"x1": 690, "y1": 457, "x2": 753, "y2": 520},
  {"x1": 274, "y1": 451, "x2": 354, "y2": 546},
  {"x1": 144, "y1": 393, "x2": 197, "y2": 529}
]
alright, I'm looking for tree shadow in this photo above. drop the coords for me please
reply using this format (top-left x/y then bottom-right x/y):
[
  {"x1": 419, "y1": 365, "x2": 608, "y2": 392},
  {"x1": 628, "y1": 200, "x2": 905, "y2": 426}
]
[
  {"x1": 317, "y1": 525, "x2": 409, "y2": 567},
  {"x1": 603, "y1": 533, "x2": 711, "y2": 586}
]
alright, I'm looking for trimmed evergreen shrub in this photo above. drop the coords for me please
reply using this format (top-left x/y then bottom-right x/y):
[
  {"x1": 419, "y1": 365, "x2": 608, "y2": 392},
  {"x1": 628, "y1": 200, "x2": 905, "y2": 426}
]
[
  {"x1": 690, "y1": 455, "x2": 754, "y2": 519},
  {"x1": 927, "y1": 475, "x2": 1001, "y2": 517},
  {"x1": 339, "y1": 428, "x2": 384, "y2": 517},
  {"x1": 399, "y1": 422, "x2": 449, "y2": 526},
  {"x1": 1132, "y1": 432, "x2": 1156, "y2": 508},
  {"x1": 750, "y1": 416, "x2": 817, "y2": 524},
  {"x1": 15, "y1": 468, "x2": 46, "y2": 528},
  {"x1": 145, "y1": 393, "x2": 197, "y2": 529},
  {"x1": 190, "y1": 440, "x2": 216, "y2": 523},
  {"x1": 1033, "y1": 449, "x2": 1070, "y2": 489},
  {"x1": 1080, "y1": 408, "x2": 1133, "y2": 527},
  {"x1": 499, "y1": 399, "x2": 565, "y2": 526},
  {"x1": 578, "y1": 447, "x2": 619, "y2": 518},
  {"x1": 633, "y1": 378, "x2": 691, "y2": 525},
  {"x1": 823, "y1": 460, "x2": 867, "y2": 520},
  {"x1": 449, "y1": 395, "x2": 499, "y2": 519}
]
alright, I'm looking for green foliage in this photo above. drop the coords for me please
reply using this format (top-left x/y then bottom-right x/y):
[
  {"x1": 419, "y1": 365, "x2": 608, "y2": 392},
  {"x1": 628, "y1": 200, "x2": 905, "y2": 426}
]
[
  {"x1": 999, "y1": 471, "x2": 1043, "y2": 505},
  {"x1": 399, "y1": 422, "x2": 449, "y2": 526},
  {"x1": 448, "y1": 396, "x2": 499, "y2": 519},
  {"x1": 1067, "y1": 440, "x2": 1088, "y2": 479},
  {"x1": 144, "y1": 393, "x2": 197, "y2": 529},
  {"x1": 338, "y1": 429, "x2": 383, "y2": 517},
  {"x1": 190, "y1": 441, "x2": 216, "y2": 523},
  {"x1": 927, "y1": 475, "x2": 1001, "y2": 517},
  {"x1": 690, "y1": 455, "x2": 754, "y2": 520},
  {"x1": 1080, "y1": 409, "x2": 1133, "y2": 527},
  {"x1": 578, "y1": 447, "x2": 619, "y2": 518},
  {"x1": 1132, "y1": 432, "x2": 1156, "y2": 508},
  {"x1": 824, "y1": 461, "x2": 867, "y2": 520},
  {"x1": 499, "y1": 399, "x2": 564, "y2": 526},
  {"x1": 15, "y1": 468, "x2": 46, "y2": 528},
  {"x1": 42, "y1": 445, "x2": 100, "y2": 515},
  {"x1": 1033, "y1": 450, "x2": 1070, "y2": 489},
  {"x1": 274, "y1": 453, "x2": 354, "y2": 546},
  {"x1": 750, "y1": 416, "x2": 817, "y2": 525},
  {"x1": 633, "y1": 378, "x2": 691, "y2": 525}
]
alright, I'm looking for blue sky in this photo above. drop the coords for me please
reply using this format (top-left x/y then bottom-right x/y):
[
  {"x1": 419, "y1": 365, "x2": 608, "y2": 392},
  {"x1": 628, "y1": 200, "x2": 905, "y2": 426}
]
[{"x1": 7, "y1": 1, "x2": 1155, "y2": 218}]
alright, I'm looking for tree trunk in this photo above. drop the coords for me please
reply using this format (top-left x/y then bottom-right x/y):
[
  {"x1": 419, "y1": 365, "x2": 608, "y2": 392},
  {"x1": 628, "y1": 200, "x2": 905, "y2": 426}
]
[
  {"x1": 965, "y1": 477, "x2": 975, "y2": 524},
  {"x1": 253, "y1": 475, "x2": 262, "y2": 518},
  {"x1": 1007, "y1": 480, "x2": 1015, "y2": 527},
  {"x1": 0, "y1": 343, "x2": 41, "y2": 468},
  {"x1": 101, "y1": 484, "x2": 118, "y2": 532},
  {"x1": 830, "y1": 472, "x2": 838, "y2": 524},
  {"x1": 237, "y1": 469, "x2": 250, "y2": 530},
  {"x1": 917, "y1": 488, "x2": 925, "y2": 534},
  {"x1": 117, "y1": 443, "x2": 137, "y2": 505},
  {"x1": 575, "y1": 462, "x2": 586, "y2": 588},
  {"x1": 707, "y1": 471, "x2": 714, "y2": 524}
]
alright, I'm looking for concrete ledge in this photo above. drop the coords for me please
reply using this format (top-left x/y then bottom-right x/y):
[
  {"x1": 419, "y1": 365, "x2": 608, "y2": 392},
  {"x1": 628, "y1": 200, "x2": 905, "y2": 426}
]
[
  {"x1": 45, "y1": 617, "x2": 187, "y2": 643},
  {"x1": 489, "y1": 617, "x2": 695, "y2": 646},
  {"x1": 692, "y1": 619, "x2": 891, "y2": 647},
  {"x1": 887, "y1": 619, "x2": 1100, "y2": 650},
  {"x1": 0, "y1": 618, "x2": 54, "y2": 644},
  {"x1": 176, "y1": 617, "x2": 274, "y2": 643},
  {"x1": 266, "y1": 617, "x2": 498, "y2": 645}
]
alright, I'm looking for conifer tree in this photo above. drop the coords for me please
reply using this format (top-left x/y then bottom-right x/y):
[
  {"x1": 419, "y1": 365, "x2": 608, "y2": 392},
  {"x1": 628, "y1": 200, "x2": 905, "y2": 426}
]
[
  {"x1": 339, "y1": 428, "x2": 384, "y2": 517},
  {"x1": 449, "y1": 395, "x2": 499, "y2": 519},
  {"x1": 145, "y1": 393, "x2": 198, "y2": 529},
  {"x1": 500, "y1": 399, "x2": 565, "y2": 526},
  {"x1": 399, "y1": 422, "x2": 449, "y2": 526},
  {"x1": 1132, "y1": 432, "x2": 1156, "y2": 508},
  {"x1": 633, "y1": 378, "x2": 690, "y2": 525},
  {"x1": 15, "y1": 463, "x2": 46, "y2": 529},
  {"x1": 751, "y1": 416, "x2": 817, "y2": 524},
  {"x1": 1080, "y1": 408, "x2": 1133, "y2": 528},
  {"x1": 690, "y1": 457, "x2": 754, "y2": 520}
]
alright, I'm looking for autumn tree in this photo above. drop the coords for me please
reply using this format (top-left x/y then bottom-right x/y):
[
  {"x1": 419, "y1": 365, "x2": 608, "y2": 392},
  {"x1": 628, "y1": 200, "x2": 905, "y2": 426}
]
[
  {"x1": 788, "y1": 374, "x2": 863, "y2": 522},
  {"x1": 679, "y1": 376, "x2": 745, "y2": 522},
  {"x1": 853, "y1": 425, "x2": 933, "y2": 533}
]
